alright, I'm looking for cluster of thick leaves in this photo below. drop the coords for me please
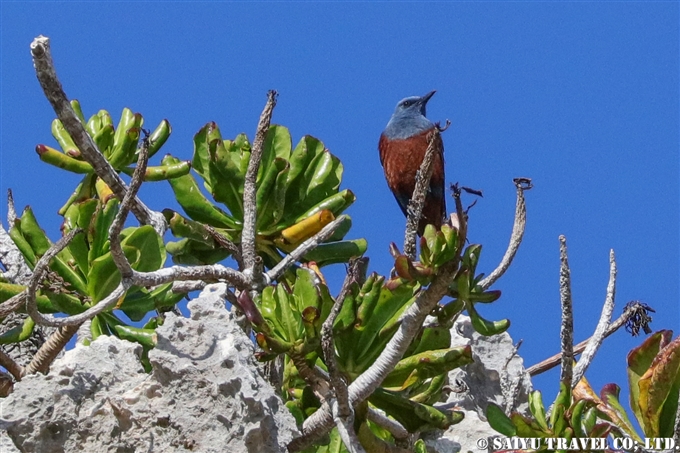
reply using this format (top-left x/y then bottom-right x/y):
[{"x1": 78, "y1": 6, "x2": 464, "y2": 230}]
[
  {"x1": 488, "y1": 330, "x2": 680, "y2": 444},
  {"x1": 1, "y1": 198, "x2": 177, "y2": 369},
  {"x1": 37, "y1": 100, "x2": 188, "y2": 216},
  {"x1": 164, "y1": 123, "x2": 366, "y2": 269},
  {"x1": 1, "y1": 104, "x2": 188, "y2": 369},
  {"x1": 251, "y1": 222, "x2": 512, "y2": 450},
  {"x1": 394, "y1": 224, "x2": 508, "y2": 336},
  {"x1": 252, "y1": 267, "x2": 471, "y2": 449}
]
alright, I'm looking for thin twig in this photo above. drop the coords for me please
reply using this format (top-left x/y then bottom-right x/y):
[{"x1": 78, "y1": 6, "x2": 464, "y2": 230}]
[
  {"x1": 132, "y1": 265, "x2": 248, "y2": 289},
  {"x1": 527, "y1": 302, "x2": 652, "y2": 376},
  {"x1": 558, "y1": 235, "x2": 574, "y2": 387},
  {"x1": 479, "y1": 178, "x2": 532, "y2": 290},
  {"x1": 572, "y1": 249, "x2": 616, "y2": 386},
  {"x1": 403, "y1": 130, "x2": 439, "y2": 260},
  {"x1": 0, "y1": 291, "x2": 27, "y2": 319},
  {"x1": 501, "y1": 339, "x2": 524, "y2": 413},
  {"x1": 266, "y1": 215, "x2": 348, "y2": 283},
  {"x1": 321, "y1": 259, "x2": 362, "y2": 419},
  {"x1": 205, "y1": 225, "x2": 243, "y2": 270},
  {"x1": 242, "y1": 90, "x2": 278, "y2": 273},
  {"x1": 0, "y1": 346, "x2": 24, "y2": 381},
  {"x1": 331, "y1": 399, "x2": 366, "y2": 453},
  {"x1": 28, "y1": 261, "x2": 249, "y2": 328},
  {"x1": 109, "y1": 131, "x2": 150, "y2": 278},
  {"x1": 31, "y1": 283, "x2": 128, "y2": 327},
  {"x1": 29, "y1": 35, "x2": 165, "y2": 234},
  {"x1": 290, "y1": 351, "x2": 331, "y2": 402},
  {"x1": 25, "y1": 228, "x2": 83, "y2": 326}
]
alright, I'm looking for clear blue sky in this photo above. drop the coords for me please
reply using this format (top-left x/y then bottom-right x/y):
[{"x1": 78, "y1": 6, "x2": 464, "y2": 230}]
[{"x1": 1, "y1": 2, "x2": 678, "y2": 413}]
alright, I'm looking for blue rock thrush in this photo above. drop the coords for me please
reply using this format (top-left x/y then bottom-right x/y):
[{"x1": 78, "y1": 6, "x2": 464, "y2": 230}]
[{"x1": 379, "y1": 90, "x2": 446, "y2": 235}]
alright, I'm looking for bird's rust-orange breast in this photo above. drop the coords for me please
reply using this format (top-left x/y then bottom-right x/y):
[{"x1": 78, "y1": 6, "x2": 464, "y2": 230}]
[{"x1": 379, "y1": 128, "x2": 446, "y2": 234}]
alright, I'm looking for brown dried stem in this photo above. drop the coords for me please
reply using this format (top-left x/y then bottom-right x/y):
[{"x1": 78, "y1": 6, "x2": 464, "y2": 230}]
[
  {"x1": 0, "y1": 346, "x2": 24, "y2": 381},
  {"x1": 205, "y1": 225, "x2": 243, "y2": 270},
  {"x1": 22, "y1": 323, "x2": 80, "y2": 376},
  {"x1": 527, "y1": 301, "x2": 652, "y2": 376}
]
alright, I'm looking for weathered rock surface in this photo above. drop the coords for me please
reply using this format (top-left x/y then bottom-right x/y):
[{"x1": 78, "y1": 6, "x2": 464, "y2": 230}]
[
  {"x1": 1, "y1": 284, "x2": 299, "y2": 453},
  {"x1": 425, "y1": 315, "x2": 533, "y2": 453},
  {"x1": 1, "y1": 292, "x2": 534, "y2": 453}
]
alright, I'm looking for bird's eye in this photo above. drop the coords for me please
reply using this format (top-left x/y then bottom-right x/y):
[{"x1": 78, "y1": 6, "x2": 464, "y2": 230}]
[{"x1": 402, "y1": 101, "x2": 411, "y2": 107}]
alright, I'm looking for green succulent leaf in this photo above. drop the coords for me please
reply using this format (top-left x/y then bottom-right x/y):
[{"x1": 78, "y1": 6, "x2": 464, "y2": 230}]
[
  {"x1": 164, "y1": 154, "x2": 237, "y2": 229},
  {"x1": 382, "y1": 346, "x2": 473, "y2": 390},
  {"x1": 300, "y1": 239, "x2": 367, "y2": 267},
  {"x1": 466, "y1": 300, "x2": 510, "y2": 336},
  {"x1": 113, "y1": 324, "x2": 157, "y2": 349},
  {"x1": 486, "y1": 403, "x2": 517, "y2": 437},
  {"x1": 0, "y1": 316, "x2": 35, "y2": 344},
  {"x1": 369, "y1": 387, "x2": 463, "y2": 432},
  {"x1": 529, "y1": 390, "x2": 549, "y2": 431}
]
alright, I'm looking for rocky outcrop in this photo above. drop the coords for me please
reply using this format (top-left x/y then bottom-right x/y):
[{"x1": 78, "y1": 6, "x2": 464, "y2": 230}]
[
  {"x1": 1, "y1": 284, "x2": 299, "y2": 453},
  {"x1": 424, "y1": 315, "x2": 532, "y2": 453},
  {"x1": 1, "y1": 294, "x2": 530, "y2": 453}
]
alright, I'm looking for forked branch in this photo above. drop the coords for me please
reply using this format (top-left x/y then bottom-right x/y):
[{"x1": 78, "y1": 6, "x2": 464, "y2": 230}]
[{"x1": 289, "y1": 185, "x2": 476, "y2": 451}]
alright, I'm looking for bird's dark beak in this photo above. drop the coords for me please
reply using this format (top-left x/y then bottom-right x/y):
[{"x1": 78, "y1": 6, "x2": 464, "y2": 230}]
[{"x1": 422, "y1": 90, "x2": 436, "y2": 104}]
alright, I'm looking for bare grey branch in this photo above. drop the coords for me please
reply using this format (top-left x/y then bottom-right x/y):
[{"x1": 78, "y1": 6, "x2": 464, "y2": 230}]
[
  {"x1": 242, "y1": 90, "x2": 278, "y2": 273},
  {"x1": 479, "y1": 178, "x2": 532, "y2": 290},
  {"x1": 572, "y1": 249, "x2": 616, "y2": 386},
  {"x1": 558, "y1": 235, "x2": 574, "y2": 387}
]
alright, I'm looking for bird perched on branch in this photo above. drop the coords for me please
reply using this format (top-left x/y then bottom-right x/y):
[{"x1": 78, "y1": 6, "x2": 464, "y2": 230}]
[{"x1": 379, "y1": 90, "x2": 446, "y2": 235}]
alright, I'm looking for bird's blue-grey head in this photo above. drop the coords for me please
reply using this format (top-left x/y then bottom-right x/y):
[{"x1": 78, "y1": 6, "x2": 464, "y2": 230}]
[{"x1": 383, "y1": 90, "x2": 436, "y2": 140}]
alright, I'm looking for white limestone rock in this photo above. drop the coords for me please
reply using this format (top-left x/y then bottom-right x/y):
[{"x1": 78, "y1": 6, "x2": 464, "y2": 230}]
[{"x1": 1, "y1": 284, "x2": 299, "y2": 453}]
